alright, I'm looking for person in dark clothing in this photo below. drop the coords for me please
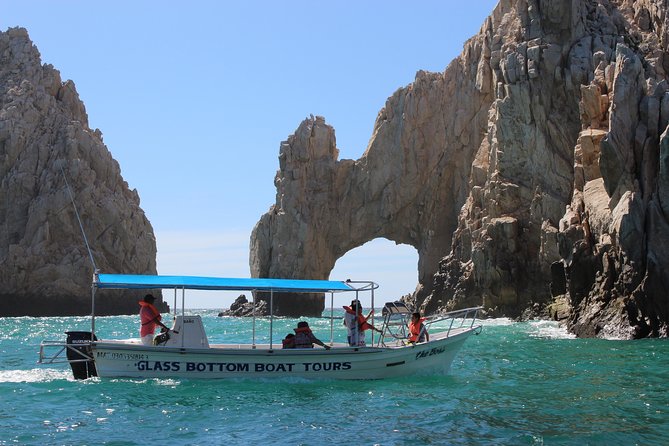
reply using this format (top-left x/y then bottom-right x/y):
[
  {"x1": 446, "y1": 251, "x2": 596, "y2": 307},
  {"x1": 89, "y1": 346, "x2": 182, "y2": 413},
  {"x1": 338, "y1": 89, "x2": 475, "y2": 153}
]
[
  {"x1": 293, "y1": 321, "x2": 331, "y2": 349},
  {"x1": 282, "y1": 333, "x2": 296, "y2": 349}
]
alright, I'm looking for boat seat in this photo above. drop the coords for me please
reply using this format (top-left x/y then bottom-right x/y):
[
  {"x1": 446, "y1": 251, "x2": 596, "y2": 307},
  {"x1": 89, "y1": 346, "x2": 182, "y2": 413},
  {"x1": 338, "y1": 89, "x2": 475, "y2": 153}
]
[
  {"x1": 159, "y1": 315, "x2": 210, "y2": 348},
  {"x1": 382, "y1": 301, "x2": 410, "y2": 316}
]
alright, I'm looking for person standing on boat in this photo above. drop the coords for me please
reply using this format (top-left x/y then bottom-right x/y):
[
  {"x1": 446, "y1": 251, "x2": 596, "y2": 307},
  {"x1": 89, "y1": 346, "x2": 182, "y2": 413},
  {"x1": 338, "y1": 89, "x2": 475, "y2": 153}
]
[
  {"x1": 343, "y1": 300, "x2": 360, "y2": 345},
  {"x1": 343, "y1": 300, "x2": 381, "y2": 346},
  {"x1": 293, "y1": 321, "x2": 331, "y2": 349},
  {"x1": 138, "y1": 294, "x2": 169, "y2": 345},
  {"x1": 408, "y1": 312, "x2": 429, "y2": 343}
]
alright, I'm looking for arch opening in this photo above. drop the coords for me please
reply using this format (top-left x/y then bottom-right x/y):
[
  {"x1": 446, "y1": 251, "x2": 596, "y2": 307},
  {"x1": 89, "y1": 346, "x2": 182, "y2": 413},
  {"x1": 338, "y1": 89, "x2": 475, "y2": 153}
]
[{"x1": 329, "y1": 238, "x2": 418, "y2": 308}]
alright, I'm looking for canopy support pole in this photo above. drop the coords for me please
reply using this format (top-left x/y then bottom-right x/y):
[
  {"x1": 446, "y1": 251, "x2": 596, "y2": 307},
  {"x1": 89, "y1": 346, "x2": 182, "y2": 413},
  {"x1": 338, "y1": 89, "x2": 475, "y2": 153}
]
[
  {"x1": 173, "y1": 288, "x2": 177, "y2": 318},
  {"x1": 252, "y1": 290, "x2": 256, "y2": 349},
  {"x1": 269, "y1": 290, "x2": 274, "y2": 349},
  {"x1": 90, "y1": 276, "x2": 96, "y2": 339},
  {"x1": 180, "y1": 287, "x2": 186, "y2": 348},
  {"x1": 181, "y1": 287, "x2": 185, "y2": 316},
  {"x1": 329, "y1": 292, "x2": 334, "y2": 345},
  {"x1": 354, "y1": 290, "x2": 360, "y2": 346},
  {"x1": 371, "y1": 284, "x2": 375, "y2": 346}
]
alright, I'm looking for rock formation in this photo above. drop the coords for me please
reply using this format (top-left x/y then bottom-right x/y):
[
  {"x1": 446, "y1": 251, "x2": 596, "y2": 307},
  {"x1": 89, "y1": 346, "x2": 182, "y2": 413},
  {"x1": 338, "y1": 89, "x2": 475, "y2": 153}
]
[
  {"x1": 218, "y1": 294, "x2": 269, "y2": 317},
  {"x1": 0, "y1": 28, "x2": 162, "y2": 316},
  {"x1": 251, "y1": 0, "x2": 669, "y2": 338}
]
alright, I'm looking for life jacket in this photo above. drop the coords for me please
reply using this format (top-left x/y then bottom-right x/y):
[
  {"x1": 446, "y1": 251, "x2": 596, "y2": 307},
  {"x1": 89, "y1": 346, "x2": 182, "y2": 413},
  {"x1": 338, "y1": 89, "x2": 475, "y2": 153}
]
[
  {"x1": 343, "y1": 306, "x2": 374, "y2": 331},
  {"x1": 408, "y1": 317, "x2": 427, "y2": 343},
  {"x1": 282, "y1": 334, "x2": 296, "y2": 349},
  {"x1": 293, "y1": 326, "x2": 315, "y2": 348},
  {"x1": 138, "y1": 301, "x2": 161, "y2": 337}
]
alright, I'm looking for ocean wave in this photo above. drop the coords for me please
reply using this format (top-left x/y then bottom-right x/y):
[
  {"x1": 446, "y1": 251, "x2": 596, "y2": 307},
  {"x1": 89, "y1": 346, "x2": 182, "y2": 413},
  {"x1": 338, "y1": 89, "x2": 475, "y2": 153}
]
[
  {"x1": 526, "y1": 320, "x2": 575, "y2": 339},
  {"x1": 479, "y1": 317, "x2": 516, "y2": 327}
]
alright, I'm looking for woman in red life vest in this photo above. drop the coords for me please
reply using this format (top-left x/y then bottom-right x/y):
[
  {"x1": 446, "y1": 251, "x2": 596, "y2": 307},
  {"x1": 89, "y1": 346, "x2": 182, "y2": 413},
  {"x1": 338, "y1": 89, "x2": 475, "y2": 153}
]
[
  {"x1": 343, "y1": 300, "x2": 381, "y2": 346},
  {"x1": 408, "y1": 312, "x2": 429, "y2": 343},
  {"x1": 293, "y1": 321, "x2": 330, "y2": 349},
  {"x1": 138, "y1": 294, "x2": 169, "y2": 345}
]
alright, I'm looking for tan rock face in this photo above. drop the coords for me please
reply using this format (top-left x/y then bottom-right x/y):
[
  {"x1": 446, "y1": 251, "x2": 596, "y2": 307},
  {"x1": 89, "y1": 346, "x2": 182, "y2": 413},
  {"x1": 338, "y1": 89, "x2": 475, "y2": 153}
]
[
  {"x1": 251, "y1": 57, "x2": 492, "y2": 315},
  {"x1": 0, "y1": 28, "x2": 160, "y2": 316},
  {"x1": 252, "y1": 0, "x2": 669, "y2": 338}
]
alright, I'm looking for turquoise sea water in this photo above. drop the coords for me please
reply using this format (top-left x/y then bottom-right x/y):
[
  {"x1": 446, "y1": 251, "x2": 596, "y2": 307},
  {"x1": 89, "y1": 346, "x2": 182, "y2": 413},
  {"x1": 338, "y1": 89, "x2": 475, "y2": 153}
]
[{"x1": 1, "y1": 311, "x2": 667, "y2": 445}]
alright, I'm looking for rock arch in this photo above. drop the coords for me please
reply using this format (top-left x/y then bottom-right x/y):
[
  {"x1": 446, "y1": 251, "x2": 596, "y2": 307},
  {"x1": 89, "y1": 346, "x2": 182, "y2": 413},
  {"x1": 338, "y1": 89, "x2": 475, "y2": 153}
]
[
  {"x1": 250, "y1": 55, "x2": 493, "y2": 316},
  {"x1": 251, "y1": 1, "x2": 669, "y2": 339}
]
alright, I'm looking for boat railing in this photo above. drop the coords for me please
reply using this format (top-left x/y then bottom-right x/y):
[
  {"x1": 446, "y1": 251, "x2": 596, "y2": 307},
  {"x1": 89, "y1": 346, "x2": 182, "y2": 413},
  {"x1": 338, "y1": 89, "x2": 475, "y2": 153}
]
[
  {"x1": 38, "y1": 340, "x2": 93, "y2": 365},
  {"x1": 376, "y1": 305, "x2": 482, "y2": 347},
  {"x1": 424, "y1": 306, "x2": 483, "y2": 337}
]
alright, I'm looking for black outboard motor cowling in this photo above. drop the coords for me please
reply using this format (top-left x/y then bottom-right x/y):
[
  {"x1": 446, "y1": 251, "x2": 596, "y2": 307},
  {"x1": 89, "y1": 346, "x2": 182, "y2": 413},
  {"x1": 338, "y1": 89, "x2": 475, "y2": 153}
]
[{"x1": 65, "y1": 331, "x2": 98, "y2": 379}]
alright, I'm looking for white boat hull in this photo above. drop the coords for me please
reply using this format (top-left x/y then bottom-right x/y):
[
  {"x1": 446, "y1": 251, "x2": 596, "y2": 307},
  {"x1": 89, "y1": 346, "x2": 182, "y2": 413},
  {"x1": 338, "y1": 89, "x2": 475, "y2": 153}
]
[{"x1": 91, "y1": 328, "x2": 477, "y2": 380}]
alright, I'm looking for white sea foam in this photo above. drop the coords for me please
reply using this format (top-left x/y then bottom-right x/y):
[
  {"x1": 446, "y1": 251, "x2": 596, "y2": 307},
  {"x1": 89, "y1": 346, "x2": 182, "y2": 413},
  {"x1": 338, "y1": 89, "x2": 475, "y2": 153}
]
[
  {"x1": 154, "y1": 378, "x2": 181, "y2": 386},
  {"x1": 526, "y1": 320, "x2": 575, "y2": 339},
  {"x1": 479, "y1": 317, "x2": 516, "y2": 327},
  {"x1": 0, "y1": 368, "x2": 73, "y2": 383}
]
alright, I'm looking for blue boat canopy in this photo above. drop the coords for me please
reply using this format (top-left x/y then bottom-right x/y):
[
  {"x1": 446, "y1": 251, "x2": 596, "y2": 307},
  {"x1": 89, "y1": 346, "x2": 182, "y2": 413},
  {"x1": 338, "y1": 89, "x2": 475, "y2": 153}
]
[{"x1": 95, "y1": 274, "x2": 355, "y2": 293}]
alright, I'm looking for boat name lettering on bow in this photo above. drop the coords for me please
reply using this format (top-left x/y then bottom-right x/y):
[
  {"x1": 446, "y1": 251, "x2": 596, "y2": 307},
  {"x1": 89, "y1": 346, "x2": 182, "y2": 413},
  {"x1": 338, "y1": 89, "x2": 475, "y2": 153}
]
[{"x1": 415, "y1": 346, "x2": 446, "y2": 359}]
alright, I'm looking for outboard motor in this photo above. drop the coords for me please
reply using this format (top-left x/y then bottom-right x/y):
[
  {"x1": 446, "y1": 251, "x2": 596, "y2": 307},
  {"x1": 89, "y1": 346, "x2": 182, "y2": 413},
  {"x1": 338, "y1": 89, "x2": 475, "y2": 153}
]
[{"x1": 65, "y1": 331, "x2": 98, "y2": 379}]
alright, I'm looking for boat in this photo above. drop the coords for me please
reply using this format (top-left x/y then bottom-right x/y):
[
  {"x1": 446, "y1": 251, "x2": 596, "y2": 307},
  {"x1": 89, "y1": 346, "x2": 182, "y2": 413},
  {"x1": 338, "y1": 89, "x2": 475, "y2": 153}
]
[{"x1": 39, "y1": 272, "x2": 482, "y2": 380}]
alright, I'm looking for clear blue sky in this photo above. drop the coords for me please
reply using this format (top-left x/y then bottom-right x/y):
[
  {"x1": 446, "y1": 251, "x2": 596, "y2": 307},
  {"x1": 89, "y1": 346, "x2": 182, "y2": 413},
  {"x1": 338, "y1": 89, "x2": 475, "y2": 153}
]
[{"x1": 2, "y1": 1, "x2": 498, "y2": 308}]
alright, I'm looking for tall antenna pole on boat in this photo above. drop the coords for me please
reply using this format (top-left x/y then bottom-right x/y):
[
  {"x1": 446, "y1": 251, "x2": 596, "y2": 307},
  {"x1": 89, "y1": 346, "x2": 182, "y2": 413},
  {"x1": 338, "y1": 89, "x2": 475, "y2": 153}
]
[
  {"x1": 58, "y1": 163, "x2": 99, "y2": 339},
  {"x1": 59, "y1": 165, "x2": 98, "y2": 273}
]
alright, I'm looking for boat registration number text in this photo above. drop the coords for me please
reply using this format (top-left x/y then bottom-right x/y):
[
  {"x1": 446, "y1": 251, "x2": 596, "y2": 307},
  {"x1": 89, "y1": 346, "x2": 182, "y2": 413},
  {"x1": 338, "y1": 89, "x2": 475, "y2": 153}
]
[{"x1": 97, "y1": 352, "x2": 147, "y2": 361}]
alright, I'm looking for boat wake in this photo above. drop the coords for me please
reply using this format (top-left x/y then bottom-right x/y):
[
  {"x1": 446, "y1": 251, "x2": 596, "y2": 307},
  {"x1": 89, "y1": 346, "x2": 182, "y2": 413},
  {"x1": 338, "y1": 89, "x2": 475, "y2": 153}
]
[{"x1": 0, "y1": 368, "x2": 73, "y2": 383}]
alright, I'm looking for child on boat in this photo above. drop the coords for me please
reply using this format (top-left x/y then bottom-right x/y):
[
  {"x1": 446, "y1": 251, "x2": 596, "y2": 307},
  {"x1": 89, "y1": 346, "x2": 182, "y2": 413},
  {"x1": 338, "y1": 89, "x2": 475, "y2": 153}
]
[
  {"x1": 408, "y1": 312, "x2": 429, "y2": 343},
  {"x1": 282, "y1": 333, "x2": 295, "y2": 349},
  {"x1": 293, "y1": 321, "x2": 331, "y2": 350}
]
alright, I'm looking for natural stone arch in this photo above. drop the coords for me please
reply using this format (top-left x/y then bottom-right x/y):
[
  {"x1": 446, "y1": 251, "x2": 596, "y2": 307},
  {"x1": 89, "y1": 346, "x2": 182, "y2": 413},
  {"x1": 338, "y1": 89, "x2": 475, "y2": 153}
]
[
  {"x1": 250, "y1": 51, "x2": 493, "y2": 316},
  {"x1": 250, "y1": 0, "x2": 669, "y2": 338}
]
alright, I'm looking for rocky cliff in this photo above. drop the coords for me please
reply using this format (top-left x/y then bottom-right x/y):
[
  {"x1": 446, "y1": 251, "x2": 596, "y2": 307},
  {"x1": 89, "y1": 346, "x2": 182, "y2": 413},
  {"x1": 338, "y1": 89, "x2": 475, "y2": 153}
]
[
  {"x1": 251, "y1": 0, "x2": 669, "y2": 338},
  {"x1": 0, "y1": 28, "x2": 161, "y2": 316}
]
